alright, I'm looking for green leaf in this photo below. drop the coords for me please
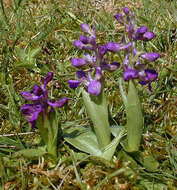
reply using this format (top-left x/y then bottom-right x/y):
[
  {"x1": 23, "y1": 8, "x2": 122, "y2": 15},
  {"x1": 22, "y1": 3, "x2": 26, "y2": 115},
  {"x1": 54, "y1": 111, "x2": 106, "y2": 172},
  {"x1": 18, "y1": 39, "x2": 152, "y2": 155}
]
[
  {"x1": 0, "y1": 137, "x2": 24, "y2": 149},
  {"x1": 0, "y1": 148, "x2": 15, "y2": 153},
  {"x1": 36, "y1": 112, "x2": 58, "y2": 157},
  {"x1": 13, "y1": 147, "x2": 46, "y2": 158},
  {"x1": 138, "y1": 178, "x2": 168, "y2": 190},
  {"x1": 101, "y1": 129, "x2": 125, "y2": 160},
  {"x1": 134, "y1": 152, "x2": 159, "y2": 172},
  {"x1": 124, "y1": 80, "x2": 143, "y2": 152},
  {"x1": 14, "y1": 46, "x2": 41, "y2": 71},
  {"x1": 63, "y1": 126, "x2": 102, "y2": 156},
  {"x1": 82, "y1": 89, "x2": 111, "y2": 149},
  {"x1": 63, "y1": 125, "x2": 125, "y2": 161},
  {"x1": 110, "y1": 125, "x2": 125, "y2": 137},
  {"x1": 116, "y1": 150, "x2": 138, "y2": 169}
]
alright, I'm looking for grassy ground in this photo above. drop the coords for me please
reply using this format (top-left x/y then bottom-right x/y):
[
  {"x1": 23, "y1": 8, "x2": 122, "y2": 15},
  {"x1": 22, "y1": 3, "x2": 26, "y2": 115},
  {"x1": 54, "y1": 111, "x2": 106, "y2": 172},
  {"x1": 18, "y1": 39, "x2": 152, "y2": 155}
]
[{"x1": 0, "y1": 0, "x2": 176, "y2": 189}]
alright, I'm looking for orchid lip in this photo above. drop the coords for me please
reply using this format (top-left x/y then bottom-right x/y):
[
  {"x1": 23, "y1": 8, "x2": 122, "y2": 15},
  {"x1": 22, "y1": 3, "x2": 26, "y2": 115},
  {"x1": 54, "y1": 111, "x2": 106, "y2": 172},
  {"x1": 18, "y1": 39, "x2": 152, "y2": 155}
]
[
  {"x1": 88, "y1": 80, "x2": 102, "y2": 96},
  {"x1": 68, "y1": 80, "x2": 81, "y2": 89},
  {"x1": 123, "y1": 69, "x2": 139, "y2": 81}
]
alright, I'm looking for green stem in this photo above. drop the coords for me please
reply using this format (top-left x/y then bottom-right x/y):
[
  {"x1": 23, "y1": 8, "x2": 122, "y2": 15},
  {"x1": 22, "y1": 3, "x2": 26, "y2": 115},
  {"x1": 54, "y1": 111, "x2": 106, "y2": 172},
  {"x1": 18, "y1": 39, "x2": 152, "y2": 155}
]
[
  {"x1": 82, "y1": 89, "x2": 111, "y2": 150},
  {"x1": 36, "y1": 114, "x2": 58, "y2": 157}
]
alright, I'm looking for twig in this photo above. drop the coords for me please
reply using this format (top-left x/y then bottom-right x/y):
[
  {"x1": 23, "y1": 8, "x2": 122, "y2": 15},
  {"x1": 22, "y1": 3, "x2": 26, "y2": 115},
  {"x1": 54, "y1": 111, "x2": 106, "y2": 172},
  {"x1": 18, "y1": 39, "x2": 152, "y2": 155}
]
[
  {"x1": 0, "y1": 145, "x2": 16, "y2": 148},
  {"x1": 0, "y1": 132, "x2": 37, "y2": 137}
]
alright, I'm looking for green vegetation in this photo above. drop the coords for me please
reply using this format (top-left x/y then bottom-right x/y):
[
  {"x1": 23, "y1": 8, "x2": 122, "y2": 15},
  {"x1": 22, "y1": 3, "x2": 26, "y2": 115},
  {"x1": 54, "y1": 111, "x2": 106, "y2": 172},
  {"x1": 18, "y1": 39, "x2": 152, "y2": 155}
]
[{"x1": 0, "y1": 0, "x2": 176, "y2": 189}]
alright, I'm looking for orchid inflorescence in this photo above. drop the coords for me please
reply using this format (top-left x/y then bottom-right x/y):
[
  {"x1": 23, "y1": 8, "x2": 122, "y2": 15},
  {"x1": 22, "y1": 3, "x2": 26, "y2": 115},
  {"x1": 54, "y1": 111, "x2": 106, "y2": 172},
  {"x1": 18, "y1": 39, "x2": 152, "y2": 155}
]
[
  {"x1": 21, "y1": 72, "x2": 68, "y2": 128},
  {"x1": 111, "y1": 7, "x2": 160, "y2": 91},
  {"x1": 68, "y1": 23, "x2": 121, "y2": 96}
]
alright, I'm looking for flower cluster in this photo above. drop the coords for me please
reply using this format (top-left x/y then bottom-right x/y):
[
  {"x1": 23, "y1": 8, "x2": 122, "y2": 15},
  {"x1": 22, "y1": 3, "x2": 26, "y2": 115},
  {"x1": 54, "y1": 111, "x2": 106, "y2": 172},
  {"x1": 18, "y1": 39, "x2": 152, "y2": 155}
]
[
  {"x1": 68, "y1": 23, "x2": 120, "y2": 96},
  {"x1": 107, "y1": 7, "x2": 160, "y2": 91},
  {"x1": 21, "y1": 72, "x2": 68, "y2": 128}
]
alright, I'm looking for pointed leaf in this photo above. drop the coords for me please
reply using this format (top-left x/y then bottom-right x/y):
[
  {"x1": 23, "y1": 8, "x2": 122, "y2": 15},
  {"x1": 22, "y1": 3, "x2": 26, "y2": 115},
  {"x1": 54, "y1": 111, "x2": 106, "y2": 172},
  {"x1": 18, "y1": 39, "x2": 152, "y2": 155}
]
[
  {"x1": 63, "y1": 126, "x2": 102, "y2": 156},
  {"x1": 13, "y1": 147, "x2": 46, "y2": 158},
  {"x1": 63, "y1": 125, "x2": 125, "y2": 161},
  {"x1": 82, "y1": 89, "x2": 111, "y2": 149},
  {"x1": 102, "y1": 128, "x2": 125, "y2": 160},
  {"x1": 0, "y1": 137, "x2": 24, "y2": 149},
  {"x1": 125, "y1": 80, "x2": 143, "y2": 152},
  {"x1": 110, "y1": 125, "x2": 125, "y2": 137},
  {"x1": 30, "y1": 47, "x2": 41, "y2": 58},
  {"x1": 134, "y1": 152, "x2": 159, "y2": 172}
]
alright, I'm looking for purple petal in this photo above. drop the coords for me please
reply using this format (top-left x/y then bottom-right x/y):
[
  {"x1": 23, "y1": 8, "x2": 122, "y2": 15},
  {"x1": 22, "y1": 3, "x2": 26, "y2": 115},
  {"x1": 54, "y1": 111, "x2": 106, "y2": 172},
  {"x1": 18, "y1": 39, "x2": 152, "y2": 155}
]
[
  {"x1": 143, "y1": 31, "x2": 155, "y2": 41},
  {"x1": 123, "y1": 69, "x2": 139, "y2": 81},
  {"x1": 76, "y1": 70, "x2": 87, "y2": 79},
  {"x1": 139, "y1": 81, "x2": 153, "y2": 92},
  {"x1": 133, "y1": 48, "x2": 138, "y2": 56},
  {"x1": 101, "y1": 63, "x2": 110, "y2": 71},
  {"x1": 48, "y1": 97, "x2": 68, "y2": 108},
  {"x1": 95, "y1": 67, "x2": 104, "y2": 80},
  {"x1": 106, "y1": 42, "x2": 120, "y2": 52},
  {"x1": 101, "y1": 62, "x2": 120, "y2": 72},
  {"x1": 21, "y1": 92, "x2": 43, "y2": 101},
  {"x1": 135, "y1": 26, "x2": 148, "y2": 34},
  {"x1": 33, "y1": 85, "x2": 43, "y2": 96},
  {"x1": 72, "y1": 58, "x2": 87, "y2": 67},
  {"x1": 127, "y1": 24, "x2": 135, "y2": 36},
  {"x1": 41, "y1": 72, "x2": 53, "y2": 87},
  {"x1": 80, "y1": 23, "x2": 91, "y2": 33},
  {"x1": 68, "y1": 80, "x2": 81, "y2": 89},
  {"x1": 88, "y1": 80, "x2": 102, "y2": 96},
  {"x1": 87, "y1": 35, "x2": 96, "y2": 47},
  {"x1": 21, "y1": 104, "x2": 42, "y2": 122},
  {"x1": 74, "y1": 40, "x2": 85, "y2": 50},
  {"x1": 148, "y1": 83, "x2": 153, "y2": 92},
  {"x1": 139, "y1": 69, "x2": 158, "y2": 90},
  {"x1": 141, "y1": 52, "x2": 160, "y2": 62},
  {"x1": 114, "y1": 13, "x2": 124, "y2": 23},
  {"x1": 123, "y1": 7, "x2": 130, "y2": 15},
  {"x1": 122, "y1": 54, "x2": 129, "y2": 71},
  {"x1": 30, "y1": 120, "x2": 36, "y2": 128},
  {"x1": 84, "y1": 53, "x2": 95, "y2": 64},
  {"x1": 79, "y1": 35, "x2": 88, "y2": 44},
  {"x1": 145, "y1": 69, "x2": 158, "y2": 82},
  {"x1": 139, "y1": 81, "x2": 147, "y2": 85},
  {"x1": 119, "y1": 43, "x2": 132, "y2": 50},
  {"x1": 98, "y1": 45, "x2": 107, "y2": 58}
]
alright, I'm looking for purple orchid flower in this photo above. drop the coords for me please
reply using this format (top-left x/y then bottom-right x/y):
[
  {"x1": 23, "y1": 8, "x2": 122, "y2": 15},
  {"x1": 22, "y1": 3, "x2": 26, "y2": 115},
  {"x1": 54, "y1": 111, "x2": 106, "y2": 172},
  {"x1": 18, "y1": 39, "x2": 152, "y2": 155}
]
[
  {"x1": 68, "y1": 67, "x2": 104, "y2": 96},
  {"x1": 21, "y1": 72, "x2": 68, "y2": 128},
  {"x1": 109, "y1": 7, "x2": 160, "y2": 91},
  {"x1": 69, "y1": 23, "x2": 120, "y2": 96},
  {"x1": 120, "y1": 50, "x2": 159, "y2": 90},
  {"x1": 139, "y1": 69, "x2": 158, "y2": 92},
  {"x1": 114, "y1": 8, "x2": 155, "y2": 42}
]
